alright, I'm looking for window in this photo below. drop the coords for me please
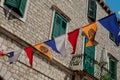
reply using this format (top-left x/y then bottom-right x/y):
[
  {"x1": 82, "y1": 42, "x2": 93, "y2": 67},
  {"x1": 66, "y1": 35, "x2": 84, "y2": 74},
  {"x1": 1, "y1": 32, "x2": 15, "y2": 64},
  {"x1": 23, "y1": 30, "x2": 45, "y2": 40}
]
[
  {"x1": 109, "y1": 57, "x2": 117, "y2": 80},
  {"x1": 87, "y1": 0, "x2": 97, "y2": 21},
  {"x1": 83, "y1": 38, "x2": 95, "y2": 76},
  {"x1": 51, "y1": 12, "x2": 67, "y2": 39},
  {"x1": 109, "y1": 32, "x2": 119, "y2": 46},
  {"x1": 4, "y1": 0, "x2": 27, "y2": 18}
]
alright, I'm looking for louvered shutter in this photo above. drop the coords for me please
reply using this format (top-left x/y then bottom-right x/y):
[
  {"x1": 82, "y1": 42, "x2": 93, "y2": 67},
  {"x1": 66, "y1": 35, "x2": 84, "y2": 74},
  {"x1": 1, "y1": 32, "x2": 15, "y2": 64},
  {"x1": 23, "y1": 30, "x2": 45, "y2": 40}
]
[
  {"x1": 19, "y1": 0, "x2": 27, "y2": 17},
  {"x1": 4, "y1": 0, "x2": 27, "y2": 17},
  {"x1": 88, "y1": 0, "x2": 97, "y2": 21},
  {"x1": 52, "y1": 13, "x2": 61, "y2": 39},
  {"x1": 109, "y1": 58, "x2": 117, "y2": 80},
  {"x1": 4, "y1": 0, "x2": 20, "y2": 8},
  {"x1": 60, "y1": 19, "x2": 67, "y2": 35},
  {"x1": 83, "y1": 38, "x2": 95, "y2": 75},
  {"x1": 52, "y1": 12, "x2": 67, "y2": 39}
]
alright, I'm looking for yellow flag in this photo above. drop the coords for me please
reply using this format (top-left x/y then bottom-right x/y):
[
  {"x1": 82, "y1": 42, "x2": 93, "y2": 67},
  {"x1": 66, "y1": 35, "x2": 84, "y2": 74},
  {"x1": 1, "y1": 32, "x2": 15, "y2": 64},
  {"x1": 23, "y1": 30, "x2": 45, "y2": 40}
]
[
  {"x1": 82, "y1": 22, "x2": 97, "y2": 47},
  {"x1": 34, "y1": 43, "x2": 52, "y2": 60}
]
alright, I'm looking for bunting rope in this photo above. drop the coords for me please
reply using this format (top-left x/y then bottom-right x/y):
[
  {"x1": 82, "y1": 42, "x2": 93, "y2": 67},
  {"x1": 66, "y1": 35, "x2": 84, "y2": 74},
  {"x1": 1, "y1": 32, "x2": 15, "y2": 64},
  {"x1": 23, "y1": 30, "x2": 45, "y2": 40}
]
[
  {"x1": 0, "y1": 26, "x2": 74, "y2": 75},
  {"x1": 0, "y1": 9, "x2": 120, "y2": 69}
]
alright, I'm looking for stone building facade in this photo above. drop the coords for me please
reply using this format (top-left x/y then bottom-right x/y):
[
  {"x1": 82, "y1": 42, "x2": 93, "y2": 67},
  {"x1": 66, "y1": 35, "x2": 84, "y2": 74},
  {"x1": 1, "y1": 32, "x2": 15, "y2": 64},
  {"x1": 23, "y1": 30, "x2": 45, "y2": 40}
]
[{"x1": 0, "y1": 0, "x2": 120, "y2": 80}]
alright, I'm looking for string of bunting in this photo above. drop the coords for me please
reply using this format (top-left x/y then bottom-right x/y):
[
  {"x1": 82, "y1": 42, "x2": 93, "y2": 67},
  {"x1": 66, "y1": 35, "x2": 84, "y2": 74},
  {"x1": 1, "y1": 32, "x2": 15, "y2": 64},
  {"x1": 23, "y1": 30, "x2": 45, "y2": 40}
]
[{"x1": 0, "y1": 13, "x2": 120, "y2": 67}]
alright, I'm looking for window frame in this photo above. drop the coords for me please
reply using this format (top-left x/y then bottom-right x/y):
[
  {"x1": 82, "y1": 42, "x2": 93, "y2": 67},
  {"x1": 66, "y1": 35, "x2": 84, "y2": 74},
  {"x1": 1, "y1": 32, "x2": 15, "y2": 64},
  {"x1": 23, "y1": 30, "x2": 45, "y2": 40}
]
[
  {"x1": 50, "y1": 5, "x2": 71, "y2": 39},
  {"x1": 0, "y1": 0, "x2": 29, "y2": 22},
  {"x1": 51, "y1": 11, "x2": 67, "y2": 39}
]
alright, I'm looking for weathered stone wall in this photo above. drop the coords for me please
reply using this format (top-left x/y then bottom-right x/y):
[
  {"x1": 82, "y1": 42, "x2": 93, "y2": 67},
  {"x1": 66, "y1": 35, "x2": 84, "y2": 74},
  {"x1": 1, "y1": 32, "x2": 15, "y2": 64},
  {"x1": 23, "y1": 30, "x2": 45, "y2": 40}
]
[
  {"x1": 0, "y1": 0, "x2": 120, "y2": 80},
  {"x1": 0, "y1": 0, "x2": 88, "y2": 67},
  {"x1": 0, "y1": 34, "x2": 73, "y2": 80},
  {"x1": 95, "y1": 2, "x2": 120, "y2": 79},
  {"x1": 0, "y1": 0, "x2": 88, "y2": 79}
]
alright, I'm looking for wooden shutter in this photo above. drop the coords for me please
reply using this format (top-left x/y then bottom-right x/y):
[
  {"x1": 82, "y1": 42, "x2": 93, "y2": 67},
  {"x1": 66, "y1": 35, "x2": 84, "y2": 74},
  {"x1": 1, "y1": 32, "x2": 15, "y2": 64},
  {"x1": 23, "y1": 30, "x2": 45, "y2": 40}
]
[
  {"x1": 52, "y1": 13, "x2": 61, "y2": 39},
  {"x1": 19, "y1": 0, "x2": 27, "y2": 17},
  {"x1": 88, "y1": 0, "x2": 97, "y2": 21},
  {"x1": 4, "y1": 0, "x2": 20, "y2": 8},
  {"x1": 109, "y1": 32, "x2": 119, "y2": 46},
  {"x1": 4, "y1": 0, "x2": 27, "y2": 17},
  {"x1": 109, "y1": 58, "x2": 117, "y2": 80},
  {"x1": 83, "y1": 38, "x2": 95, "y2": 75},
  {"x1": 84, "y1": 55, "x2": 90, "y2": 72},
  {"x1": 52, "y1": 12, "x2": 67, "y2": 39},
  {"x1": 60, "y1": 19, "x2": 67, "y2": 35}
]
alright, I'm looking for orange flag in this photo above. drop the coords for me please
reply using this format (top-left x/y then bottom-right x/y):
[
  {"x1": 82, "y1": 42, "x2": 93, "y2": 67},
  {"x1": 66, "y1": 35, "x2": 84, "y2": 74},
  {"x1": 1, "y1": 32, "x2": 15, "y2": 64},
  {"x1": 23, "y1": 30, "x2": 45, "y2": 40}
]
[
  {"x1": 34, "y1": 43, "x2": 52, "y2": 60},
  {"x1": 82, "y1": 22, "x2": 97, "y2": 47}
]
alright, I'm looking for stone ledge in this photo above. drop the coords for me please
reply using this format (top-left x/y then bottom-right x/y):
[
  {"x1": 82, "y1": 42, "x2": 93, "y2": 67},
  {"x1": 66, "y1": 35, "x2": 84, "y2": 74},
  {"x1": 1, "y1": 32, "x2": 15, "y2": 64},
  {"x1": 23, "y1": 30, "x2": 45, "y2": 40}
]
[{"x1": 0, "y1": 26, "x2": 74, "y2": 75}]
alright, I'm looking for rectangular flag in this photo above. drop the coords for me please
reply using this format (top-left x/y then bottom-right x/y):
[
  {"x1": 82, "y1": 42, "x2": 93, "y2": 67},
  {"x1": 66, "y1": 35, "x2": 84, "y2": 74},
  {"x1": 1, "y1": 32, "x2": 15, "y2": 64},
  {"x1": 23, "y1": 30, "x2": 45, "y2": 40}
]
[
  {"x1": 98, "y1": 13, "x2": 120, "y2": 37},
  {"x1": 7, "y1": 50, "x2": 21, "y2": 64},
  {"x1": 34, "y1": 43, "x2": 52, "y2": 60},
  {"x1": 68, "y1": 29, "x2": 80, "y2": 54},
  {"x1": 82, "y1": 22, "x2": 97, "y2": 47},
  {"x1": 44, "y1": 34, "x2": 67, "y2": 56}
]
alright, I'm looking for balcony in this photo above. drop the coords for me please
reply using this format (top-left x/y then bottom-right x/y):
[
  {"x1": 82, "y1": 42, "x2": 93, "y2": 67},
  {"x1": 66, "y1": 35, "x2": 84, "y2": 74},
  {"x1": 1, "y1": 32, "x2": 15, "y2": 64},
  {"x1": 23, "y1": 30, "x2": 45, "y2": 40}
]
[{"x1": 70, "y1": 54, "x2": 111, "y2": 80}]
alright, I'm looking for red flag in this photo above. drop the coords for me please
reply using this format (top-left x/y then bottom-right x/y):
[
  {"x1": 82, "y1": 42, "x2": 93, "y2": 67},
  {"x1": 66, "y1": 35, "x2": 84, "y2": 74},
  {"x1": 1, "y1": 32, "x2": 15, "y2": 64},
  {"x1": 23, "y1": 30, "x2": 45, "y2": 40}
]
[
  {"x1": 0, "y1": 50, "x2": 6, "y2": 56},
  {"x1": 24, "y1": 47, "x2": 33, "y2": 67},
  {"x1": 68, "y1": 29, "x2": 80, "y2": 54}
]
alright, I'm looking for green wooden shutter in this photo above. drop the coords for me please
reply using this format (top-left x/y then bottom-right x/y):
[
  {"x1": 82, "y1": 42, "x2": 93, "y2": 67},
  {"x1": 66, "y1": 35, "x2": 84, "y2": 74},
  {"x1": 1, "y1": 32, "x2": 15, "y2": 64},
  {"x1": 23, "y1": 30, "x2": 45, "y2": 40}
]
[
  {"x1": 109, "y1": 58, "x2": 117, "y2": 80},
  {"x1": 19, "y1": 0, "x2": 27, "y2": 17},
  {"x1": 4, "y1": 0, "x2": 20, "y2": 8},
  {"x1": 4, "y1": 0, "x2": 27, "y2": 17},
  {"x1": 60, "y1": 19, "x2": 67, "y2": 35},
  {"x1": 83, "y1": 38, "x2": 95, "y2": 75},
  {"x1": 52, "y1": 12, "x2": 67, "y2": 39},
  {"x1": 88, "y1": 0, "x2": 97, "y2": 21},
  {"x1": 52, "y1": 13, "x2": 61, "y2": 39}
]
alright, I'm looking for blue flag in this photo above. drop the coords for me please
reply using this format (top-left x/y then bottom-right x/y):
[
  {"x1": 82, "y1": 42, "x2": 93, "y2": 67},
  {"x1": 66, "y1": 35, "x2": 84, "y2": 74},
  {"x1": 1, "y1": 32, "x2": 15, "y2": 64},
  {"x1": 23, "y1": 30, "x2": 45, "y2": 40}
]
[
  {"x1": 99, "y1": 13, "x2": 120, "y2": 42},
  {"x1": 98, "y1": 13, "x2": 120, "y2": 36},
  {"x1": 44, "y1": 40, "x2": 60, "y2": 53}
]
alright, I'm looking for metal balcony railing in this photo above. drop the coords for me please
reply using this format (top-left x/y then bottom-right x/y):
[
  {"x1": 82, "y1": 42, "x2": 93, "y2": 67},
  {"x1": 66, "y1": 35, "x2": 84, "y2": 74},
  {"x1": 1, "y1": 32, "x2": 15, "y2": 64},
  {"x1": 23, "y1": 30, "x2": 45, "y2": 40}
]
[
  {"x1": 84, "y1": 54, "x2": 111, "y2": 79},
  {"x1": 70, "y1": 54, "x2": 111, "y2": 80}
]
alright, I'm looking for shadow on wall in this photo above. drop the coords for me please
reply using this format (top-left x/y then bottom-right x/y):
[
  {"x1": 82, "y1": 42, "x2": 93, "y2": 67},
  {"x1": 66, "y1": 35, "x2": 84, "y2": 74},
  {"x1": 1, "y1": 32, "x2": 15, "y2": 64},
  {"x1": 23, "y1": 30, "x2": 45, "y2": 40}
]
[
  {"x1": 0, "y1": 76, "x2": 4, "y2": 80},
  {"x1": 3, "y1": 6, "x2": 17, "y2": 20}
]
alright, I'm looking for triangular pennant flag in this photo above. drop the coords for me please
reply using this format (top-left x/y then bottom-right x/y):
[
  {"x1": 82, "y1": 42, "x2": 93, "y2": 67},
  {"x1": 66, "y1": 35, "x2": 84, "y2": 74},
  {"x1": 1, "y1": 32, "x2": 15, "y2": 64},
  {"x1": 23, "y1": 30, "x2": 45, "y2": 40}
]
[
  {"x1": 24, "y1": 47, "x2": 33, "y2": 67},
  {"x1": 44, "y1": 40, "x2": 60, "y2": 53},
  {"x1": 82, "y1": 22, "x2": 97, "y2": 47},
  {"x1": 45, "y1": 34, "x2": 67, "y2": 56},
  {"x1": 54, "y1": 34, "x2": 66, "y2": 56},
  {"x1": 68, "y1": 29, "x2": 80, "y2": 54},
  {"x1": 34, "y1": 43, "x2": 52, "y2": 60},
  {"x1": 99, "y1": 13, "x2": 119, "y2": 37},
  {"x1": 0, "y1": 50, "x2": 7, "y2": 56},
  {"x1": 8, "y1": 52, "x2": 14, "y2": 64},
  {"x1": 8, "y1": 50, "x2": 21, "y2": 64}
]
